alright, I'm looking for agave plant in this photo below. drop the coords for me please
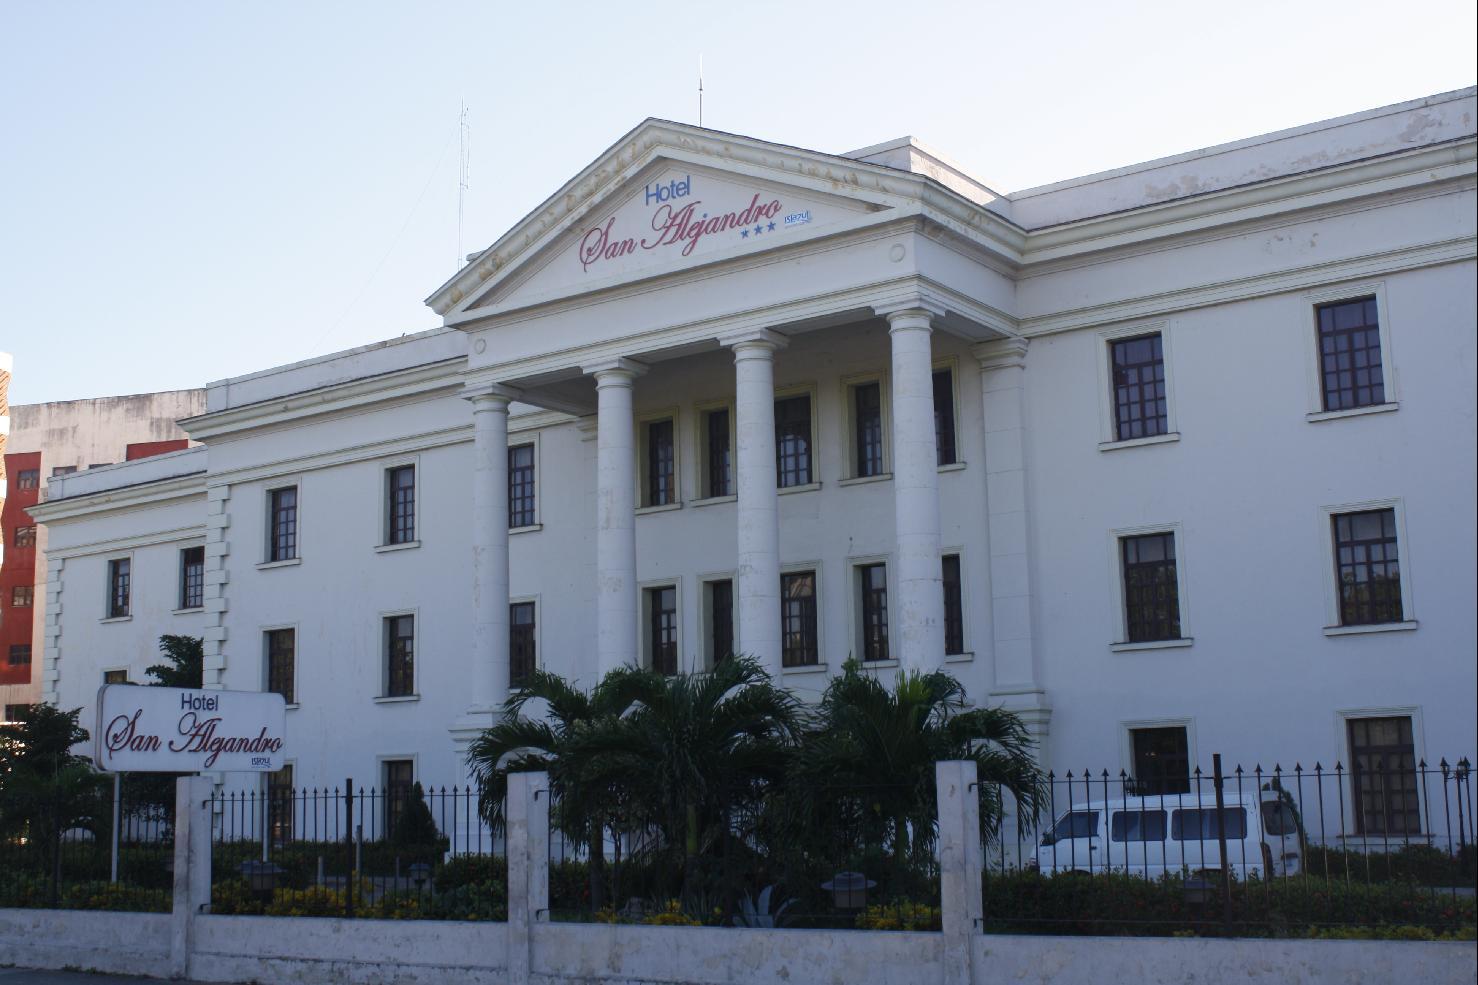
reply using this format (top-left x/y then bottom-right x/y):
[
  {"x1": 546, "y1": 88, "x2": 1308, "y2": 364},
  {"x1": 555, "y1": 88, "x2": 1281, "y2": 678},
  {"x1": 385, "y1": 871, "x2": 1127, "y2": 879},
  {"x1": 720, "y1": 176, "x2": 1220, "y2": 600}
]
[{"x1": 734, "y1": 883, "x2": 796, "y2": 928}]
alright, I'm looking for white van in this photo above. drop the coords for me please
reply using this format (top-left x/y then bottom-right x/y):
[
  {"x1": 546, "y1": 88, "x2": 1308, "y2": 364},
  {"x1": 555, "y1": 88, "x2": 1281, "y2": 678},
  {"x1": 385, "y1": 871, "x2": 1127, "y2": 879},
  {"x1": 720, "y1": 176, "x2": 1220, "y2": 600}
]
[{"x1": 1032, "y1": 792, "x2": 1301, "y2": 879}]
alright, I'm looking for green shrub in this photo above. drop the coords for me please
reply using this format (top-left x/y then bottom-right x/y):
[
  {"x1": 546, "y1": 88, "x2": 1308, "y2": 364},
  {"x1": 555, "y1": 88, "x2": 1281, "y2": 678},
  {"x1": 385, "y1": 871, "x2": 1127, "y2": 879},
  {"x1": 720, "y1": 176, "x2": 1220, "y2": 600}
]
[
  {"x1": 1303, "y1": 844, "x2": 1477, "y2": 887},
  {"x1": 437, "y1": 853, "x2": 506, "y2": 892}
]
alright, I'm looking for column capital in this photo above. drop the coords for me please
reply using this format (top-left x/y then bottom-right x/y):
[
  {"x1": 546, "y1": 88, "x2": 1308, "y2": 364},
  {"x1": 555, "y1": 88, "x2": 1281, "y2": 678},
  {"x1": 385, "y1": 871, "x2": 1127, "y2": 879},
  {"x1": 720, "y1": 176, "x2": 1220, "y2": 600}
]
[
  {"x1": 875, "y1": 297, "x2": 948, "y2": 327},
  {"x1": 973, "y1": 336, "x2": 1029, "y2": 372},
  {"x1": 718, "y1": 327, "x2": 789, "y2": 353},
  {"x1": 462, "y1": 381, "x2": 522, "y2": 406},
  {"x1": 581, "y1": 356, "x2": 649, "y2": 381}
]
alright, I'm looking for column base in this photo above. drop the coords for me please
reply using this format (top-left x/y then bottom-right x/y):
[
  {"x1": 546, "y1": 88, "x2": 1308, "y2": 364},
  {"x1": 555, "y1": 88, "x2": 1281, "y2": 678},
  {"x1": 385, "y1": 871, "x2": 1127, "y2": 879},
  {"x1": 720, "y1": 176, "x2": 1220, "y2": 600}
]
[
  {"x1": 987, "y1": 686, "x2": 1052, "y2": 765},
  {"x1": 449, "y1": 708, "x2": 499, "y2": 777}
]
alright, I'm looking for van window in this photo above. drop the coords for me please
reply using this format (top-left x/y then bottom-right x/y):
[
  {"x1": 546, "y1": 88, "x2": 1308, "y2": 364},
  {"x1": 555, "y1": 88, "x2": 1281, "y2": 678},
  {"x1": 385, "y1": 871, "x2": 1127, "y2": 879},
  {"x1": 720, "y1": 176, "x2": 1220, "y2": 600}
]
[
  {"x1": 1171, "y1": 806, "x2": 1247, "y2": 841},
  {"x1": 1111, "y1": 809, "x2": 1168, "y2": 842},
  {"x1": 1049, "y1": 810, "x2": 1099, "y2": 841},
  {"x1": 1261, "y1": 800, "x2": 1297, "y2": 836}
]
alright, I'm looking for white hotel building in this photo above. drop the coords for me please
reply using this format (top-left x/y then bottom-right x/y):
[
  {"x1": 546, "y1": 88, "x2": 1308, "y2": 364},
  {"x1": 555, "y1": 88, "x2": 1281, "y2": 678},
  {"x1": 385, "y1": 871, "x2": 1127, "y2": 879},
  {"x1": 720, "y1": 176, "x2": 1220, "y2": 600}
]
[{"x1": 32, "y1": 89, "x2": 1477, "y2": 807}]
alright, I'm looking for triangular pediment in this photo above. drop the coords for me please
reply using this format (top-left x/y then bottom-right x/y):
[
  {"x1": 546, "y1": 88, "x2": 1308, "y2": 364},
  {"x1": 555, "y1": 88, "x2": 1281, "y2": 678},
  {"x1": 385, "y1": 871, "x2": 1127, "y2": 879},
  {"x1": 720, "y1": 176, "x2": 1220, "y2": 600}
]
[{"x1": 428, "y1": 121, "x2": 927, "y2": 321}]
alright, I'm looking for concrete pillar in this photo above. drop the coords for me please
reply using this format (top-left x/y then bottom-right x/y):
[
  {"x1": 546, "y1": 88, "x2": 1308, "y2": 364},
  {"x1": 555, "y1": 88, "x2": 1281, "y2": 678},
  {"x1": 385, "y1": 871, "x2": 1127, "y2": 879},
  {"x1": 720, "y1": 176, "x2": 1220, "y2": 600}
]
[
  {"x1": 936, "y1": 759, "x2": 982, "y2": 983},
  {"x1": 169, "y1": 775, "x2": 213, "y2": 980},
  {"x1": 584, "y1": 358, "x2": 646, "y2": 675},
  {"x1": 466, "y1": 384, "x2": 519, "y2": 712},
  {"x1": 507, "y1": 770, "x2": 550, "y2": 985},
  {"x1": 974, "y1": 338, "x2": 1051, "y2": 763},
  {"x1": 725, "y1": 330, "x2": 787, "y2": 677},
  {"x1": 887, "y1": 307, "x2": 946, "y2": 672}
]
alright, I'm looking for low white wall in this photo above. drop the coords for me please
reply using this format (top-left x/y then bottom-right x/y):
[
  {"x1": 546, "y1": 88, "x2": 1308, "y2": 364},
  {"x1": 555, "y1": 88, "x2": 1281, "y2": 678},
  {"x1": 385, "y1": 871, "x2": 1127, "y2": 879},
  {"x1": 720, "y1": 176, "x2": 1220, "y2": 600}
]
[{"x1": 0, "y1": 908, "x2": 170, "y2": 977}]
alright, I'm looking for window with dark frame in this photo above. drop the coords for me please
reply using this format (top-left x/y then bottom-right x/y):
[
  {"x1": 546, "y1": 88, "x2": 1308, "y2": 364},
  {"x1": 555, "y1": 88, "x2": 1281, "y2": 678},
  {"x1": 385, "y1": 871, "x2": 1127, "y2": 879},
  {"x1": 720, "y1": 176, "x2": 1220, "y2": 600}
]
[
  {"x1": 781, "y1": 571, "x2": 818, "y2": 667},
  {"x1": 267, "y1": 764, "x2": 294, "y2": 844},
  {"x1": 103, "y1": 669, "x2": 127, "y2": 684},
  {"x1": 775, "y1": 394, "x2": 813, "y2": 488},
  {"x1": 267, "y1": 487, "x2": 298, "y2": 562},
  {"x1": 510, "y1": 601, "x2": 536, "y2": 688},
  {"x1": 266, "y1": 628, "x2": 296, "y2": 705},
  {"x1": 853, "y1": 381, "x2": 884, "y2": 478},
  {"x1": 509, "y1": 444, "x2": 536, "y2": 528},
  {"x1": 646, "y1": 419, "x2": 676, "y2": 507},
  {"x1": 1348, "y1": 716, "x2": 1420, "y2": 835},
  {"x1": 1333, "y1": 508, "x2": 1403, "y2": 626},
  {"x1": 7, "y1": 645, "x2": 31, "y2": 667},
  {"x1": 1120, "y1": 532, "x2": 1180, "y2": 643},
  {"x1": 1110, "y1": 333, "x2": 1168, "y2": 441},
  {"x1": 647, "y1": 586, "x2": 678, "y2": 676},
  {"x1": 933, "y1": 369, "x2": 957, "y2": 467},
  {"x1": 383, "y1": 759, "x2": 414, "y2": 840},
  {"x1": 705, "y1": 408, "x2": 732, "y2": 498},
  {"x1": 107, "y1": 557, "x2": 131, "y2": 619},
  {"x1": 386, "y1": 465, "x2": 416, "y2": 544},
  {"x1": 1317, "y1": 297, "x2": 1385, "y2": 411},
  {"x1": 14, "y1": 525, "x2": 36, "y2": 548},
  {"x1": 179, "y1": 546, "x2": 205, "y2": 610},
  {"x1": 1130, "y1": 726, "x2": 1191, "y2": 795},
  {"x1": 51, "y1": 465, "x2": 76, "y2": 477},
  {"x1": 942, "y1": 554, "x2": 964, "y2": 655},
  {"x1": 10, "y1": 585, "x2": 33, "y2": 608},
  {"x1": 3, "y1": 705, "x2": 25, "y2": 723},
  {"x1": 858, "y1": 563, "x2": 889, "y2": 662},
  {"x1": 385, "y1": 615, "x2": 415, "y2": 697},
  {"x1": 708, "y1": 580, "x2": 733, "y2": 667},
  {"x1": 15, "y1": 469, "x2": 39, "y2": 491}
]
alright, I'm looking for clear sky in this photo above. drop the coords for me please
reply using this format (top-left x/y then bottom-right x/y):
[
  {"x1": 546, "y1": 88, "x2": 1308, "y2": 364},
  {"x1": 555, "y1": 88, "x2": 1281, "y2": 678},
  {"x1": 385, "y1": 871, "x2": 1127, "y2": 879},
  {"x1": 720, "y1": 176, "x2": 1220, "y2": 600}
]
[{"x1": 1, "y1": 0, "x2": 1473, "y2": 405}]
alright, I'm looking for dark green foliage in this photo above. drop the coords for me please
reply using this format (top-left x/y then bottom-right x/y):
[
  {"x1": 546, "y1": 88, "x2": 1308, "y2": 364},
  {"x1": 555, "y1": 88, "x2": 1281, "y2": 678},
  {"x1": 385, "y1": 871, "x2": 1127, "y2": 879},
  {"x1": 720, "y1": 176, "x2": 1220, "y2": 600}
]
[
  {"x1": 144, "y1": 635, "x2": 204, "y2": 688},
  {"x1": 1303, "y1": 843, "x2": 1477, "y2": 886},
  {"x1": 389, "y1": 782, "x2": 446, "y2": 862}
]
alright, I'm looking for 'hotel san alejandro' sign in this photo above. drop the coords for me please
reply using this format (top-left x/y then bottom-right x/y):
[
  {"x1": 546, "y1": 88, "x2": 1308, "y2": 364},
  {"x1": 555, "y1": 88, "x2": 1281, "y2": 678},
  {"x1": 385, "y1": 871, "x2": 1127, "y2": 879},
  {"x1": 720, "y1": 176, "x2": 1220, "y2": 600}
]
[{"x1": 94, "y1": 685, "x2": 287, "y2": 773}]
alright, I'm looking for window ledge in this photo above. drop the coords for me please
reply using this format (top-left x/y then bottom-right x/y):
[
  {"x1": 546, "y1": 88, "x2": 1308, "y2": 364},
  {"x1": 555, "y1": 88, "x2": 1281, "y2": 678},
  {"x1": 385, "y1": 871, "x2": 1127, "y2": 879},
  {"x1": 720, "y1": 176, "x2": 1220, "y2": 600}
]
[
  {"x1": 172, "y1": 607, "x2": 204, "y2": 616},
  {"x1": 1306, "y1": 402, "x2": 1398, "y2": 423},
  {"x1": 1324, "y1": 620, "x2": 1418, "y2": 637},
  {"x1": 99, "y1": 615, "x2": 133, "y2": 625},
  {"x1": 635, "y1": 502, "x2": 683, "y2": 516},
  {"x1": 778, "y1": 482, "x2": 822, "y2": 496},
  {"x1": 691, "y1": 495, "x2": 737, "y2": 508},
  {"x1": 510, "y1": 523, "x2": 543, "y2": 535},
  {"x1": 839, "y1": 473, "x2": 892, "y2": 488},
  {"x1": 374, "y1": 541, "x2": 421, "y2": 554},
  {"x1": 781, "y1": 662, "x2": 828, "y2": 675},
  {"x1": 285, "y1": 703, "x2": 301, "y2": 711},
  {"x1": 373, "y1": 694, "x2": 420, "y2": 704},
  {"x1": 256, "y1": 558, "x2": 302, "y2": 571},
  {"x1": 937, "y1": 462, "x2": 967, "y2": 473},
  {"x1": 945, "y1": 651, "x2": 974, "y2": 664},
  {"x1": 1099, "y1": 432, "x2": 1181, "y2": 452},
  {"x1": 862, "y1": 659, "x2": 900, "y2": 670},
  {"x1": 1110, "y1": 637, "x2": 1194, "y2": 653}
]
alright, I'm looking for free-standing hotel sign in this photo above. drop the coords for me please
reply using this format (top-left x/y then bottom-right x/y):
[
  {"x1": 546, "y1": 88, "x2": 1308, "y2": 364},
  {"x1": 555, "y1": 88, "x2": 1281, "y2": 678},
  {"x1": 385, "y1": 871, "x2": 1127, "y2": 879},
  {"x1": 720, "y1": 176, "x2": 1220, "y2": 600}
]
[{"x1": 93, "y1": 685, "x2": 287, "y2": 773}]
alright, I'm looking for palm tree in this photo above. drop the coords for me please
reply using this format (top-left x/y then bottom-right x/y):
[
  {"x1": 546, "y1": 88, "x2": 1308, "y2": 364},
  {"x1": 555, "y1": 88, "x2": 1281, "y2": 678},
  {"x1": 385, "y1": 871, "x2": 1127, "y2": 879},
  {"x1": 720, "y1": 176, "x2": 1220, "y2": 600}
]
[{"x1": 788, "y1": 662, "x2": 1044, "y2": 889}]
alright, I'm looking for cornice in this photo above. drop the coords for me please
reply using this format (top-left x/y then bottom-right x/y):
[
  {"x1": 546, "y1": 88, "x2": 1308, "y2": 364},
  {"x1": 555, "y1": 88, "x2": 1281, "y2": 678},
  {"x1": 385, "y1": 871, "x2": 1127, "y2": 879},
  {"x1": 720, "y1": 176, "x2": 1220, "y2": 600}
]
[
  {"x1": 44, "y1": 523, "x2": 207, "y2": 561},
  {"x1": 27, "y1": 472, "x2": 207, "y2": 525}
]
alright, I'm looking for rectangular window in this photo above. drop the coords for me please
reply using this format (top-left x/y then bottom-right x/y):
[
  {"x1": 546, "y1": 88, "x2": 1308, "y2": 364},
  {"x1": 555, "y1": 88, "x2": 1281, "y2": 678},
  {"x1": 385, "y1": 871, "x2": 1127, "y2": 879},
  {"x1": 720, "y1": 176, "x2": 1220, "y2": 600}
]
[
  {"x1": 852, "y1": 381, "x2": 884, "y2": 478},
  {"x1": 775, "y1": 394, "x2": 813, "y2": 488},
  {"x1": 7, "y1": 645, "x2": 31, "y2": 667},
  {"x1": 13, "y1": 525, "x2": 36, "y2": 548},
  {"x1": 707, "y1": 579, "x2": 733, "y2": 667},
  {"x1": 1130, "y1": 726, "x2": 1191, "y2": 795},
  {"x1": 386, "y1": 465, "x2": 416, "y2": 544},
  {"x1": 1332, "y1": 508, "x2": 1402, "y2": 625},
  {"x1": 781, "y1": 571, "x2": 818, "y2": 667},
  {"x1": 704, "y1": 408, "x2": 732, "y2": 498},
  {"x1": 933, "y1": 368, "x2": 957, "y2": 466},
  {"x1": 1110, "y1": 809, "x2": 1168, "y2": 843},
  {"x1": 1317, "y1": 297, "x2": 1384, "y2": 411},
  {"x1": 15, "y1": 469, "x2": 39, "y2": 491},
  {"x1": 858, "y1": 563, "x2": 889, "y2": 662},
  {"x1": 383, "y1": 759, "x2": 414, "y2": 839},
  {"x1": 1110, "y1": 333, "x2": 1168, "y2": 441},
  {"x1": 645, "y1": 419, "x2": 676, "y2": 507},
  {"x1": 179, "y1": 546, "x2": 204, "y2": 609},
  {"x1": 1171, "y1": 806, "x2": 1247, "y2": 842},
  {"x1": 266, "y1": 628, "x2": 296, "y2": 704},
  {"x1": 268, "y1": 487, "x2": 298, "y2": 562},
  {"x1": 1120, "y1": 532, "x2": 1180, "y2": 643},
  {"x1": 3, "y1": 705, "x2": 25, "y2": 723},
  {"x1": 10, "y1": 585, "x2": 33, "y2": 608},
  {"x1": 647, "y1": 585, "x2": 678, "y2": 676},
  {"x1": 267, "y1": 764, "x2": 294, "y2": 844},
  {"x1": 385, "y1": 615, "x2": 415, "y2": 697},
  {"x1": 107, "y1": 558, "x2": 131, "y2": 619},
  {"x1": 509, "y1": 444, "x2": 536, "y2": 528},
  {"x1": 942, "y1": 554, "x2": 964, "y2": 656},
  {"x1": 103, "y1": 668, "x2": 127, "y2": 684},
  {"x1": 51, "y1": 465, "x2": 77, "y2": 477},
  {"x1": 1049, "y1": 810, "x2": 1099, "y2": 841},
  {"x1": 1348, "y1": 716, "x2": 1420, "y2": 835},
  {"x1": 510, "y1": 601, "x2": 536, "y2": 688}
]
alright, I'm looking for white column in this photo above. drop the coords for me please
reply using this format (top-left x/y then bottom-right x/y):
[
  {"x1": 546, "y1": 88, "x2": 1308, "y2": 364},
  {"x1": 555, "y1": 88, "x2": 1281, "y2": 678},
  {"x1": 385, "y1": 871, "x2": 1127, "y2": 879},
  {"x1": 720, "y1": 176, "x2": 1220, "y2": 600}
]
[
  {"x1": 726, "y1": 330, "x2": 787, "y2": 677},
  {"x1": 936, "y1": 759, "x2": 983, "y2": 981},
  {"x1": 466, "y1": 383, "x2": 518, "y2": 713},
  {"x1": 169, "y1": 775, "x2": 213, "y2": 979},
  {"x1": 886, "y1": 307, "x2": 946, "y2": 672},
  {"x1": 584, "y1": 358, "x2": 646, "y2": 676}
]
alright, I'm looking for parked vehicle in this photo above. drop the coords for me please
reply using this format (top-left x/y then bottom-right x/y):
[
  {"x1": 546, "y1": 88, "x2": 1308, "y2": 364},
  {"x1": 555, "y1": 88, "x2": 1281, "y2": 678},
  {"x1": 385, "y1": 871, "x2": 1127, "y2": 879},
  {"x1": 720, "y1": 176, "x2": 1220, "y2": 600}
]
[{"x1": 1032, "y1": 791, "x2": 1301, "y2": 879}]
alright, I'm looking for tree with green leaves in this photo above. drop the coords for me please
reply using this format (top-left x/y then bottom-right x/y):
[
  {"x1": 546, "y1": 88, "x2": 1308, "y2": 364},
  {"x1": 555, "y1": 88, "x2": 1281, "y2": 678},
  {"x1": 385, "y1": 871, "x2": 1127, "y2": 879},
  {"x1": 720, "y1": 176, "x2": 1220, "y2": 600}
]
[{"x1": 145, "y1": 634, "x2": 204, "y2": 688}]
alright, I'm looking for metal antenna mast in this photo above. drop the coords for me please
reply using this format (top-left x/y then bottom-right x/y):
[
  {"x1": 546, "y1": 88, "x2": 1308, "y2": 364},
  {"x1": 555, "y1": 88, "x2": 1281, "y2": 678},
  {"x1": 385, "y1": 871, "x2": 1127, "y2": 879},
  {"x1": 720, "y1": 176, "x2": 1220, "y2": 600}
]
[
  {"x1": 458, "y1": 100, "x2": 471, "y2": 270},
  {"x1": 698, "y1": 56, "x2": 704, "y2": 128}
]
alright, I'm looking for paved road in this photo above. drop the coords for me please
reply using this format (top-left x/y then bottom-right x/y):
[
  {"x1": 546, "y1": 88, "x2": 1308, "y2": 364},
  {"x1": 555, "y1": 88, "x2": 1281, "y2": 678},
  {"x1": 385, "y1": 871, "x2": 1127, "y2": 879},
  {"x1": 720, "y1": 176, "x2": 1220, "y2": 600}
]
[{"x1": 0, "y1": 970, "x2": 239, "y2": 985}]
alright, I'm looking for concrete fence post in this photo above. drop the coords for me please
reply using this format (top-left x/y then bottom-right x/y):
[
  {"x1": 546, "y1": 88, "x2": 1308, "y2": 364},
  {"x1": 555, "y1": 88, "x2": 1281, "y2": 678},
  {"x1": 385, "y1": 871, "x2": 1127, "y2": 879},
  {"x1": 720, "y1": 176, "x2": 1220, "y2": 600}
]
[
  {"x1": 169, "y1": 775, "x2": 213, "y2": 980},
  {"x1": 936, "y1": 760, "x2": 983, "y2": 984},
  {"x1": 506, "y1": 770, "x2": 550, "y2": 985}
]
